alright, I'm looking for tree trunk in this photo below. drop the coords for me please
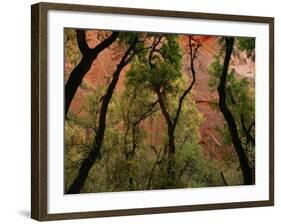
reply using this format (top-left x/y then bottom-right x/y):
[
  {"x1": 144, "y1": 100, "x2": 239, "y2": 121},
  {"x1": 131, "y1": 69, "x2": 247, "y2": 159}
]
[
  {"x1": 65, "y1": 30, "x2": 119, "y2": 116},
  {"x1": 167, "y1": 125, "x2": 176, "y2": 187},
  {"x1": 155, "y1": 89, "x2": 177, "y2": 186},
  {"x1": 217, "y1": 37, "x2": 253, "y2": 185},
  {"x1": 66, "y1": 67, "x2": 124, "y2": 193},
  {"x1": 67, "y1": 38, "x2": 138, "y2": 194}
]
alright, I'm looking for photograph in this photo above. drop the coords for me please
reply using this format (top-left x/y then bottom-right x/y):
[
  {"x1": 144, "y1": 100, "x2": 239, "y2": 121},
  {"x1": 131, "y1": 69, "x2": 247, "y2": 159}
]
[{"x1": 64, "y1": 29, "x2": 256, "y2": 194}]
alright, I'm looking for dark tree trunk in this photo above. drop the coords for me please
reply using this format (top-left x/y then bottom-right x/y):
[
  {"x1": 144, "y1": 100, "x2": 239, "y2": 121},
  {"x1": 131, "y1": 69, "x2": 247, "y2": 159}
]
[
  {"x1": 67, "y1": 66, "x2": 127, "y2": 194},
  {"x1": 65, "y1": 30, "x2": 119, "y2": 116},
  {"x1": 155, "y1": 89, "x2": 177, "y2": 186},
  {"x1": 217, "y1": 37, "x2": 253, "y2": 185},
  {"x1": 65, "y1": 54, "x2": 95, "y2": 115},
  {"x1": 67, "y1": 38, "x2": 138, "y2": 194},
  {"x1": 167, "y1": 125, "x2": 176, "y2": 186}
]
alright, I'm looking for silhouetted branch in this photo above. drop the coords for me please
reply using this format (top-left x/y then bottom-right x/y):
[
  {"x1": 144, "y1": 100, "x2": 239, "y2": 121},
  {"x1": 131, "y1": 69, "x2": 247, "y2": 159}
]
[
  {"x1": 65, "y1": 31, "x2": 119, "y2": 115},
  {"x1": 67, "y1": 35, "x2": 139, "y2": 194},
  {"x1": 173, "y1": 36, "x2": 200, "y2": 126}
]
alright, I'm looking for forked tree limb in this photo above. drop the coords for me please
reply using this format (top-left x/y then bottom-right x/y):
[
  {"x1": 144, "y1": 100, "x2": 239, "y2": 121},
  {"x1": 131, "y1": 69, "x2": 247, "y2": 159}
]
[
  {"x1": 66, "y1": 36, "x2": 139, "y2": 194},
  {"x1": 173, "y1": 36, "x2": 200, "y2": 127},
  {"x1": 65, "y1": 30, "x2": 119, "y2": 116}
]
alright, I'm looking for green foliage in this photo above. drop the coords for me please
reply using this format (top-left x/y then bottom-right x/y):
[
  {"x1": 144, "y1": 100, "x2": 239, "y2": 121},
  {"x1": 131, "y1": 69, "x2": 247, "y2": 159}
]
[
  {"x1": 237, "y1": 37, "x2": 255, "y2": 60},
  {"x1": 126, "y1": 35, "x2": 182, "y2": 93},
  {"x1": 175, "y1": 143, "x2": 218, "y2": 187},
  {"x1": 65, "y1": 32, "x2": 253, "y2": 193},
  {"x1": 208, "y1": 56, "x2": 223, "y2": 89},
  {"x1": 64, "y1": 115, "x2": 92, "y2": 192},
  {"x1": 64, "y1": 29, "x2": 82, "y2": 82},
  {"x1": 160, "y1": 34, "x2": 182, "y2": 70},
  {"x1": 118, "y1": 32, "x2": 140, "y2": 45},
  {"x1": 237, "y1": 37, "x2": 255, "y2": 51},
  {"x1": 127, "y1": 60, "x2": 182, "y2": 93}
]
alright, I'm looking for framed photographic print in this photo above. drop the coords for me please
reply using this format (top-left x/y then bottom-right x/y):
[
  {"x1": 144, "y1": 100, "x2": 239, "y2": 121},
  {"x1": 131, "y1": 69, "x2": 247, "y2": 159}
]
[{"x1": 31, "y1": 2, "x2": 274, "y2": 221}]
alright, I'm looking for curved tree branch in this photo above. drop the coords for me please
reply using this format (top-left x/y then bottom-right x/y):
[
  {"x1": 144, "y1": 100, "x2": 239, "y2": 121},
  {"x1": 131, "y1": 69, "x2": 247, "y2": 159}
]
[
  {"x1": 65, "y1": 30, "x2": 119, "y2": 116},
  {"x1": 66, "y1": 36, "x2": 139, "y2": 194},
  {"x1": 173, "y1": 36, "x2": 200, "y2": 126},
  {"x1": 220, "y1": 171, "x2": 229, "y2": 186}
]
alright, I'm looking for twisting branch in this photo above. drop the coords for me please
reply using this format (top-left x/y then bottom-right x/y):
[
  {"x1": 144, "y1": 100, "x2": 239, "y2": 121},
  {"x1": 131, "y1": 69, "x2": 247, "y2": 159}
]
[
  {"x1": 192, "y1": 40, "x2": 201, "y2": 61},
  {"x1": 132, "y1": 100, "x2": 159, "y2": 127},
  {"x1": 152, "y1": 35, "x2": 201, "y2": 129},
  {"x1": 155, "y1": 88, "x2": 173, "y2": 128},
  {"x1": 67, "y1": 35, "x2": 139, "y2": 194},
  {"x1": 173, "y1": 36, "x2": 200, "y2": 127},
  {"x1": 220, "y1": 171, "x2": 229, "y2": 186},
  {"x1": 65, "y1": 30, "x2": 119, "y2": 115}
]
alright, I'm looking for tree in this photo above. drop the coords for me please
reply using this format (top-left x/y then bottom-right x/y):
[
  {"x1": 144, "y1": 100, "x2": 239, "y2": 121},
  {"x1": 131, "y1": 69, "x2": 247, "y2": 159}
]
[
  {"x1": 66, "y1": 33, "x2": 150, "y2": 193},
  {"x1": 65, "y1": 30, "x2": 119, "y2": 115},
  {"x1": 65, "y1": 32, "x2": 228, "y2": 193},
  {"x1": 209, "y1": 37, "x2": 254, "y2": 185},
  {"x1": 126, "y1": 35, "x2": 201, "y2": 187}
]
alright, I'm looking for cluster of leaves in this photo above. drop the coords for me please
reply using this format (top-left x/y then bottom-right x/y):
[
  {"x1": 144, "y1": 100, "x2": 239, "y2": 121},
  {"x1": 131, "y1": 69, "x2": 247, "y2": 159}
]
[
  {"x1": 237, "y1": 37, "x2": 255, "y2": 51},
  {"x1": 64, "y1": 29, "x2": 82, "y2": 82},
  {"x1": 126, "y1": 34, "x2": 182, "y2": 92},
  {"x1": 237, "y1": 37, "x2": 255, "y2": 60}
]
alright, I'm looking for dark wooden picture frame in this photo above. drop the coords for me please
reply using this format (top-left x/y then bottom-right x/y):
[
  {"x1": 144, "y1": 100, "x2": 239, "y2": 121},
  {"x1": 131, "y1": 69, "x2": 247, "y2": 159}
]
[{"x1": 31, "y1": 2, "x2": 274, "y2": 221}]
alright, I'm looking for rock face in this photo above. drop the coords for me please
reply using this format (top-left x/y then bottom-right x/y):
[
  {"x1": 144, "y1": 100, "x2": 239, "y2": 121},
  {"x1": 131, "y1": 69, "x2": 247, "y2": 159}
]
[
  {"x1": 178, "y1": 35, "x2": 231, "y2": 160},
  {"x1": 179, "y1": 35, "x2": 254, "y2": 160},
  {"x1": 66, "y1": 31, "x2": 254, "y2": 161}
]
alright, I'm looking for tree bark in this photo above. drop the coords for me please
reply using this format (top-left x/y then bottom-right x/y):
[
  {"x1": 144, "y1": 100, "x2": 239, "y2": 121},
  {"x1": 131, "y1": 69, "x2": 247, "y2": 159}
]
[
  {"x1": 65, "y1": 30, "x2": 119, "y2": 116},
  {"x1": 66, "y1": 37, "x2": 138, "y2": 194},
  {"x1": 217, "y1": 37, "x2": 253, "y2": 185},
  {"x1": 155, "y1": 89, "x2": 177, "y2": 186},
  {"x1": 166, "y1": 126, "x2": 176, "y2": 186}
]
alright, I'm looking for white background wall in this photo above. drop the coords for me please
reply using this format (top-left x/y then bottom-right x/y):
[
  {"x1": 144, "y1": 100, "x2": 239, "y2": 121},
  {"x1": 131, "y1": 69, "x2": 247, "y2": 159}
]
[{"x1": 0, "y1": 0, "x2": 279, "y2": 223}]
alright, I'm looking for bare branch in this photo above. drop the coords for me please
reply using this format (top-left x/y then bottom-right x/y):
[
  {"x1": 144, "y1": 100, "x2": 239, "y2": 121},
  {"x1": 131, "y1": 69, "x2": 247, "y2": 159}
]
[
  {"x1": 220, "y1": 171, "x2": 229, "y2": 186},
  {"x1": 173, "y1": 35, "x2": 200, "y2": 126},
  {"x1": 240, "y1": 115, "x2": 255, "y2": 146},
  {"x1": 148, "y1": 35, "x2": 164, "y2": 68}
]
